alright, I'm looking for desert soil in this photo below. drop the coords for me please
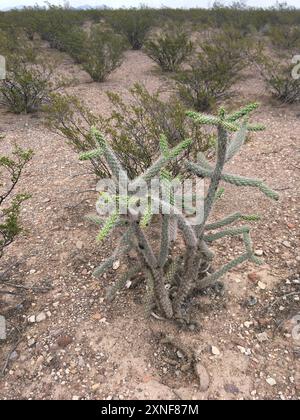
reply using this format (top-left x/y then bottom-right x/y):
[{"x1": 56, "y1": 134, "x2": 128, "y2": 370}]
[{"x1": 0, "y1": 48, "x2": 299, "y2": 401}]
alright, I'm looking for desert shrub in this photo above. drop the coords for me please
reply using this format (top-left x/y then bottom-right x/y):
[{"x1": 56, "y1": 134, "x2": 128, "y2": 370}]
[
  {"x1": 256, "y1": 56, "x2": 300, "y2": 103},
  {"x1": 45, "y1": 84, "x2": 210, "y2": 178},
  {"x1": 268, "y1": 25, "x2": 300, "y2": 52},
  {"x1": 106, "y1": 8, "x2": 154, "y2": 50},
  {"x1": 44, "y1": 93, "x2": 109, "y2": 178},
  {"x1": 144, "y1": 28, "x2": 193, "y2": 72},
  {"x1": 82, "y1": 27, "x2": 126, "y2": 82},
  {"x1": 175, "y1": 29, "x2": 248, "y2": 112},
  {"x1": 0, "y1": 138, "x2": 33, "y2": 258},
  {"x1": 0, "y1": 51, "x2": 67, "y2": 114},
  {"x1": 59, "y1": 26, "x2": 88, "y2": 64},
  {"x1": 80, "y1": 104, "x2": 278, "y2": 323}
]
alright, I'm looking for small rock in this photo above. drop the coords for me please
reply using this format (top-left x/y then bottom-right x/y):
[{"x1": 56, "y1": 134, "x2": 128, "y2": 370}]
[
  {"x1": 266, "y1": 377, "x2": 277, "y2": 386},
  {"x1": 247, "y1": 272, "x2": 261, "y2": 283},
  {"x1": 195, "y1": 363, "x2": 210, "y2": 392},
  {"x1": 282, "y1": 241, "x2": 291, "y2": 248},
  {"x1": 72, "y1": 396, "x2": 80, "y2": 401},
  {"x1": 28, "y1": 338, "x2": 35, "y2": 347},
  {"x1": 224, "y1": 383, "x2": 240, "y2": 395},
  {"x1": 256, "y1": 332, "x2": 268, "y2": 343},
  {"x1": 211, "y1": 346, "x2": 220, "y2": 356},
  {"x1": 57, "y1": 335, "x2": 73, "y2": 349},
  {"x1": 92, "y1": 383, "x2": 100, "y2": 392},
  {"x1": 28, "y1": 315, "x2": 36, "y2": 324},
  {"x1": 237, "y1": 346, "x2": 246, "y2": 354},
  {"x1": 246, "y1": 296, "x2": 258, "y2": 307},
  {"x1": 53, "y1": 302, "x2": 59, "y2": 308},
  {"x1": 254, "y1": 249, "x2": 264, "y2": 256},
  {"x1": 112, "y1": 260, "x2": 120, "y2": 270},
  {"x1": 258, "y1": 281, "x2": 266, "y2": 290},
  {"x1": 9, "y1": 351, "x2": 18, "y2": 361},
  {"x1": 76, "y1": 241, "x2": 83, "y2": 250},
  {"x1": 36, "y1": 312, "x2": 47, "y2": 323},
  {"x1": 244, "y1": 321, "x2": 253, "y2": 328}
]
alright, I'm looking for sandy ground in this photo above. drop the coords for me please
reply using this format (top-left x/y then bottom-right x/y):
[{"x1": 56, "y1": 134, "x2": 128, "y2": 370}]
[{"x1": 0, "y1": 49, "x2": 299, "y2": 400}]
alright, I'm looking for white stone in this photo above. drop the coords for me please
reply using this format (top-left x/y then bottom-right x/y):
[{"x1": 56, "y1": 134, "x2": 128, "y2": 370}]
[
  {"x1": 266, "y1": 377, "x2": 277, "y2": 386},
  {"x1": 28, "y1": 315, "x2": 36, "y2": 324},
  {"x1": 36, "y1": 312, "x2": 47, "y2": 323},
  {"x1": 211, "y1": 346, "x2": 220, "y2": 356}
]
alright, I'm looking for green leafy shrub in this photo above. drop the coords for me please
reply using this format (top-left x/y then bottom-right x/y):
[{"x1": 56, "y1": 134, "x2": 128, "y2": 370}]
[
  {"x1": 81, "y1": 26, "x2": 126, "y2": 82},
  {"x1": 106, "y1": 8, "x2": 154, "y2": 50},
  {"x1": 144, "y1": 28, "x2": 193, "y2": 72},
  {"x1": 253, "y1": 50, "x2": 300, "y2": 103},
  {"x1": 175, "y1": 29, "x2": 248, "y2": 112},
  {"x1": 80, "y1": 104, "x2": 277, "y2": 323},
  {"x1": 0, "y1": 138, "x2": 33, "y2": 258},
  {"x1": 268, "y1": 25, "x2": 300, "y2": 52},
  {"x1": 45, "y1": 84, "x2": 210, "y2": 178},
  {"x1": 0, "y1": 52, "x2": 67, "y2": 114}
]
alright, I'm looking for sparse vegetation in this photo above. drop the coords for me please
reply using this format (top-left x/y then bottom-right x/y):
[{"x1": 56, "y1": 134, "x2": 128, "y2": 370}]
[
  {"x1": 174, "y1": 29, "x2": 248, "y2": 111},
  {"x1": 81, "y1": 26, "x2": 126, "y2": 82},
  {"x1": 80, "y1": 104, "x2": 277, "y2": 322},
  {"x1": 144, "y1": 28, "x2": 193, "y2": 72},
  {"x1": 0, "y1": 48, "x2": 67, "y2": 114},
  {"x1": 45, "y1": 84, "x2": 210, "y2": 179},
  {"x1": 0, "y1": 138, "x2": 33, "y2": 258}
]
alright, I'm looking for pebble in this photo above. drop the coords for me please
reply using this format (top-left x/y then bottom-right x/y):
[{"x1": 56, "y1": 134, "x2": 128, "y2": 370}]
[
  {"x1": 258, "y1": 281, "x2": 267, "y2": 290},
  {"x1": 282, "y1": 241, "x2": 291, "y2": 248},
  {"x1": 224, "y1": 383, "x2": 240, "y2": 395},
  {"x1": 256, "y1": 332, "x2": 268, "y2": 343},
  {"x1": 211, "y1": 346, "x2": 221, "y2": 356},
  {"x1": 266, "y1": 377, "x2": 277, "y2": 386},
  {"x1": 28, "y1": 338, "x2": 36, "y2": 347},
  {"x1": 57, "y1": 335, "x2": 73, "y2": 349},
  {"x1": 76, "y1": 241, "x2": 83, "y2": 250},
  {"x1": 194, "y1": 363, "x2": 210, "y2": 392},
  {"x1": 36, "y1": 312, "x2": 47, "y2": 323},
  {"x1": 28, "y1": 315, "x2": 36, "y2": 324},
  {"x1": 247, "y1": 272, "x2": 261, "y2": 283},
  {"x1": 113, "y1": 260, "x2": 120, "y2": 270},
  {"x1": 254, "y1": 250, "x2": 264, "y2": 256}
]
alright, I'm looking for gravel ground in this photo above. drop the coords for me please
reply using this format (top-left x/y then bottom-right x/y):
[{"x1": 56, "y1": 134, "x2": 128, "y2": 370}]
[{"x1": 0, "y1": 48, "x2": 299, "y2": 400}]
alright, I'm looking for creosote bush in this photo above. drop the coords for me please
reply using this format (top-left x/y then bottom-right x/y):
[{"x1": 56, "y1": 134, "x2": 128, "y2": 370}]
[
  {"x1": 45, "y1": 84, "x2": 210, "y2": 178},
  {"x1": 106, "y1": 8, "x2": 154, "y2": 50},
  {"x1": 253, "y1": 51, "x2": 300, "y2": 103},
  {"x1": 144, "y1": 28, "x2": 193, "y2": 72},
  {"x1": 80, "y1": 103, "x2": 278, "y2": 323},
  {"x1": 268, "y1": 25, "x2": 300, "y2": 52},
  {"x1": 81, "y1": 26, "x2": 126, "y2": 82},
  {"x1": 175, "y1": 29, "x2": 248, "y2": 112},
  {"x1": 0, "y1": 51, "x2": 67, "y2": 114},
  {"x1": 0, "y1": 137, "x2": 33, "y2": 258}
]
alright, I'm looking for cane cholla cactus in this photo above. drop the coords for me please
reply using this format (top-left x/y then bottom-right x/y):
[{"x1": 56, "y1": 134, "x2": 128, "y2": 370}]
[{"x1": 81, "y1": 103, "x2": 278, "y2": 323}]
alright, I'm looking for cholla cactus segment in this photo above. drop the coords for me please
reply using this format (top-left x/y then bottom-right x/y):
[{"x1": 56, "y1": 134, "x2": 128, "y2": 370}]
[
  {"x1": 83, "y1": 103, "x2": 278, "y2": 323},
  {"x1": 79, "y1": 148, "x2": 104, "y2": 161},
  {"x1": 186, "y1": 161, "x2": 279, "y2": 201},
  {"x1": 159, "y1": 134, "x2": 170, "y2": 158},
  {"x1": 187, "y1": 103, "x2": 265, "y2": 132},
  {"x1": 225, "y1": 123, "x2": 247, "y2": 162},
  {"x1": 96, "y1": 211, "x2": 119, "y2": 242},
  {"x1": 226, "y1": 103, "x2": 259, "y2": 122}
]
